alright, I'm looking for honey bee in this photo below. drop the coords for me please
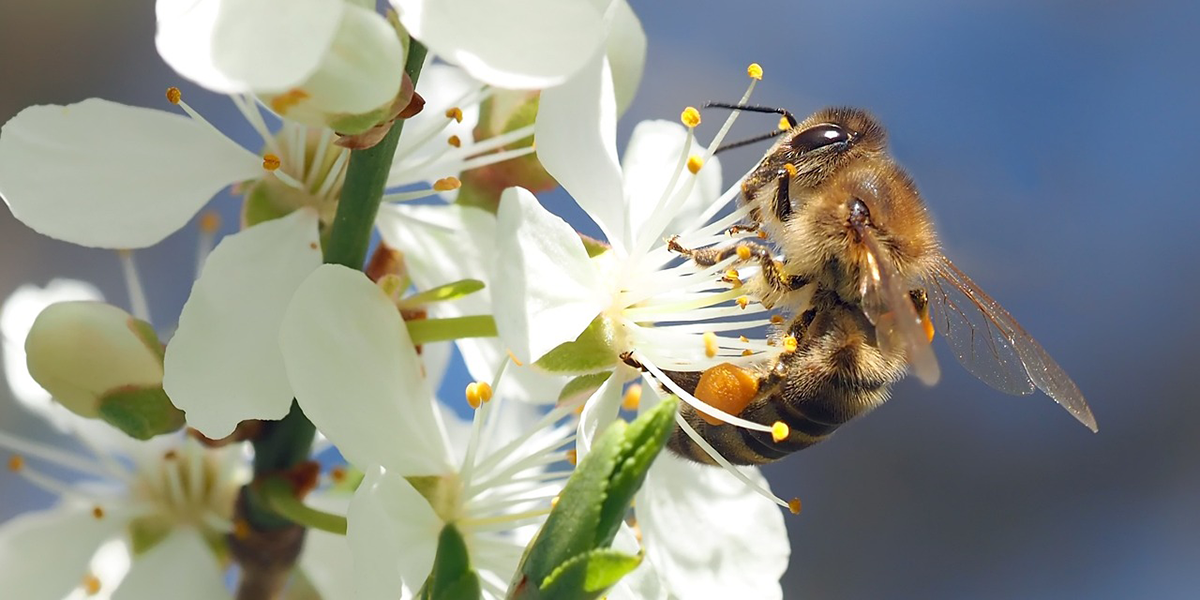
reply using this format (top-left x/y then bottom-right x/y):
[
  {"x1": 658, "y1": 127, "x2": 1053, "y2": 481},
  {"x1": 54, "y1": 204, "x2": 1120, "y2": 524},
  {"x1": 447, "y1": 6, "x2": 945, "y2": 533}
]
[{"x1": 664, "y1": 105, "x2": 1097, "y2": 466}]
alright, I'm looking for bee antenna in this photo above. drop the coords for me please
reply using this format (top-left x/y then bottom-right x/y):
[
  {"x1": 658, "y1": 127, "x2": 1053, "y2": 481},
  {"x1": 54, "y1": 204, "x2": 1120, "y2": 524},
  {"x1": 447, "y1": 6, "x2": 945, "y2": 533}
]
[
  {"x1": 703, "y1": 102, "x2": 798, "y2": 128},
  {"x1": 713, "y1": 129, "x2": 786, "y2": 155}
]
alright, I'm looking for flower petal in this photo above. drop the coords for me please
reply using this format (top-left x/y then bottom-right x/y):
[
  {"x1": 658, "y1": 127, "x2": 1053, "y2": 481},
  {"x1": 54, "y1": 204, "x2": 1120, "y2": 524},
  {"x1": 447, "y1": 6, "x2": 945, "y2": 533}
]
[
  {"x1": 392, "y1": 0, "x2": 605, "y2": 89},
  {"x1": 388, "y1": 64, "x2": 481, "y2": 187},
  {"x1": 0, "y1": 502, "x2": 126, "y2": 599},
  {"x1": 299, "y1": 493, "x2": 356, "y2": 600},
  {"x1": 155, "y1": 0, "x2": 344, "y2": 94},
  {"x1": 280, "y1": 264, "x2": 452, "y2": 476},
  {"x1": 112, "y1": 529, "x2": 230, "y2": 600},
  {"x1": 621, "y1": 120, "x2": 723, "y2": 246},
  {"x1": 163, "y1": 209, "x2": 322, "y2": 439},
  {"x1": 637, "y1": 454, "x2": 790, "y2": 600},
  {"x1": 605, "y1": 0, "x2": 647, "y2": 115},
  {"x1": 0, "y1": 99, "x2": 261, "y2": 248},
  {"x1": 535, "y1": 54, "x2": 626, "y2": 252},
  {"x1": 576, "y1": 370, "x2": 620, "y2": 458},
  {"x1": 493, "y1": 187, "x2": 607, "y2": 364},
  {"x1": 606, "y1": 523, "x2": 667, "y2": 600},
  {"x1": 347, "y1": 466, "x2": 441, "y2": 599}
]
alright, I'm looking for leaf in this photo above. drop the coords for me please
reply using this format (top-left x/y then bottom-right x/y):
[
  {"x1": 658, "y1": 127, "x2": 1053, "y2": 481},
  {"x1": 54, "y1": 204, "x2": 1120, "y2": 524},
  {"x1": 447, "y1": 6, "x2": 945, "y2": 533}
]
[
  {"x1": 417, "y1": 524, "x2": 481, "y2": 600},
  {"x1": 539, "y1": 549, "x2": 642, "y2": 600},
  {"x1": 397, "y1": 279, "x2": 486, "y2": 308}
]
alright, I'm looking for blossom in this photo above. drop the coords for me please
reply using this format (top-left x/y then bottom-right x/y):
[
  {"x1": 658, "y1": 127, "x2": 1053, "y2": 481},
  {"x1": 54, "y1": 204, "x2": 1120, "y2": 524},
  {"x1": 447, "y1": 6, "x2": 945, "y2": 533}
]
[{"x1": 279, "y1": 264, "x2": 577, "y2": 598}]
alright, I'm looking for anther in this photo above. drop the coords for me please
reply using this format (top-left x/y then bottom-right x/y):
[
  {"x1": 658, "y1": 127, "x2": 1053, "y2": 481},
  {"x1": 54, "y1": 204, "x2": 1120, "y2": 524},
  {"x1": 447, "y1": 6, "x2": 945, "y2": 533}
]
[
  {"x1": 687, "y1": 154, "x2": 704, "y2": 174},
  {"x1": 703, "y1": 331, "x2": 719, "y2": 358},
  {"x1": 622, "y1": 384, "x2": 642, "y2": 411},
  {"x1": 739, "y1": 335, "x2": 749, "y2": 343},
  {"x1": 447, "y1": 135, "x2": 462, "y2": 148},
  {"x1": 566, "y1": 449, "x2": 578, "y2": 466},
  {"x1": 7, "y1": 455, "x2": 23, "y2": 471},
  {"x1": 783, "y1": 163, "x2": 798, "y2": 177},
  {"x1": 92, "y1": 506, "x2": 105, "y2": 519},
  {"x1": 330, "y1": 466, "x2": 347, "y2": 484},
  {"x1": 165, "y1": 87, "x2": 182, "y2": 104},
  {"x1": 742, "y1": 349, "x2": 754, "y2": 356},
  {"x1": 771, "y1": 421, "x2": 790, "y2": 443},
  {"x1": 465, "y1": 382, "x2": 485, "y2": 409},
  {"x1": 269, "y1": 89, "x2": 310, "y2": 115},
  {"x1": 433, "y1": 176, "x2": 461, "y2": 191},
  {"x1": 83, "y1": 573, "x2": 102, "y2": 595},
  {"x1": 163, "y1": 450, "x2": 178, "y2": 460},
  {"x1": 725, "y1": 268, "x2": 740, "y2": 280},
  {"x1": 199, "y1": 211, "x2": 221, "y2": 234},
  {"x1": 445, "y1": 107, "x2": 464, "y2": 122},
  {"x1": 736, "y1": 296, "x2": 750, "y2": 309},
  {"x1": 681, "y1": 106, "x2": 702, "y2": 128},
  {"x1": 779, "y1": 116, "x2": 792, "y2": 131},
  {"x1": 506, "y1": 350, "x2": 524, "y2": 367},
  {"x1": 770, "y1": 315, "x2": 784, "y2": 324},
  {"x1": 782, "y1": 335, "x2": 798, "y2": 353},
  {"x1": 736, "y1": 246, "x2": 752, "y2": 261},
  {"x1": 788, "y1": 498, "x2": 802, "y2": 515},
  {"x1": 262, "y1": 154, "x2": 282, "y2": 171},
  {"x1": 747, "y1": 63, "x2": 763, "y2": 80},
  {"x1": 233, "y1": 519, "x2": 251, "y2": 540}
]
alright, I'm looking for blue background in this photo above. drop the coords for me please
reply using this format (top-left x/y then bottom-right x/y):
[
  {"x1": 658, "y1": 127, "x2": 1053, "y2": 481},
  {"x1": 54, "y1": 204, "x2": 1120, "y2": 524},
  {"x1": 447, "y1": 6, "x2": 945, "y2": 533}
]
[{"x1": 2, "y1": 1, "x2": 1198, "y2": 598}]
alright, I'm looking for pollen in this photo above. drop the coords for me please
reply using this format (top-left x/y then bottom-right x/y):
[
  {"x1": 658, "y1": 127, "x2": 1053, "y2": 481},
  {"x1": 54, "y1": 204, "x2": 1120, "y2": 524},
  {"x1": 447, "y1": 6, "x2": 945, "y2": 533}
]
[
  {"x1": 693, "y1": 363, "x2": 760, "y2": 426},
  {"x1": 566, "y1": 449, "x2": 578, "y2": 466},
  {"x1": 747, "y1": 63, "x2": 763, "y2": 80},
  {"x1": 681, "y1": 106, "x2": 701, "y2": 128},
  {"x1": 233, "y1": 518, "x2": 251, "y2": 540},
  {"x1": 445, "y1": 107, "x2": 464, "y2": 122},
  {"x1": 739, "y1": 335, "x2": 749, "y2": 343},
  {"x1": 447, "y1": 135, "x2": 462, "y2": 148},
  {"x1": 771, "y1": 421, "x2": 790, "y2": 443},
  {"x1": 783, "y1": 163, "x2": 798, "y2": 177},
  {"x1": 465, "y1": 381, "x2": 492, "y2": 408},
  {"x1": 433, "y1": 176, "x2": 462, "y2": 191},
  {"x1": 269, "y1": 88, "x2": 310, "y2": 115},
  {"x1": 199, "y1": 211, "x2": 221, "y2": 234},
  {"x1": 330, "y1": 466, "x2": 348, "y2": 484},
  {"x1": 506, "y1": 349, "x2": 525, "y2": 367},
  {"x1": 725, "y1": 268, "x2": 740, "y2": 281},
  {"x1": 770, "y1": 315, "x2": 785, "y2": 324},
  {"x1": 551, "y1": 495, "x2": 560, "y2": 508},
  {"x1": 82, "y1": 573, "x2": 102, "y2": 595},
  {"x1": 686, "y1": 154, "x2": 704, "y2": 174},
  {"x1": 703, "y1": 331, "x2": 719, "y2": 358},
  {"x1": 163, "y1": 449, "x2": 178, "y2": 460},
  {"x1": 7, "y1": 455, "x2": 22, "y2": 472},
  {"x1": 788, "y1": 497, "x2": 802, "y2": 515},
  {"x1": 736, "y1": 295, "x2": 750, "y2": 309},
  {"x1": 742, "y1": 349, "x2": 754, "y2": 356},
  {"x1": 262, "y1": 154, "x2": 281, "y2": 171},
  {"x1": 782, "y1": 335, "x2": 798, "y2": 353},
  {"x1": 165, "y1": 87, "x2": 182, "y2": 104},
  {"x1": 736, "y1": 245, "x2": 752, "y2": 260},
  {"x1": 622, "y1": 384, "x2": 642, "y2": 411},
  {"x1": 779, "y1": 116, "x2": 793, "y2": 131},
  {"x1": 92, "y1": 505, "x2": 105, "y2": 519}
]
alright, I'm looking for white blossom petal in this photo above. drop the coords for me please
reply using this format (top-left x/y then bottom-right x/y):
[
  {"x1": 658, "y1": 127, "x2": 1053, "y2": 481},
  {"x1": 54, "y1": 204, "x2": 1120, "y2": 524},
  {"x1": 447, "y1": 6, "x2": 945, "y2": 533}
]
[
  {"x1": 621, "y1": 120, "x2": 723, "y2": 245},
  {"x1": 112, "y1": 529, "x2": 230, "y2": 600},
  {"x1": 388, "y1": 64, "x2": 480, "y2": 187},
  {"x1": 155, "y1": 0, "x2": 344, "y2": 94},
  {"x1": 300, "y1": 494, "x2": 356, "y2": 600},
  {"x1": 0, "y1": 503, "x2": 127, "y2": 599},
  {"x1": 280, "y1": 264, "x2": 453, "y2": 476},
  {"x1": 604, "y1": 0, "x2": 646, "y2": 115},
  {"x1": 0, "y1": 99, "x2": 261, "y2": 248},
  {"x1": 163, "y1": 209, "x2": 322, "y2": 439},
  {"x1": 637, "y1": 454, "x2": 790, "y2": 600},
  {"x1": 493, "y1": 187, "x2": 607, "y2": 364},
  {"x1": 576, "y1": 370, "x2": 620, "y2": 458},
  {"x1": 347, "y1": 466, "x2": 441, "y2": 599},
  {"x1": 535, "y1": 54, "x2": 626, "y2": 251},
  {"x1": 606, "y1": 523, "x2": 667, "y2": 600},
  {"x1": 392, "y1": 0, "x2": 605, "y2": 89}
]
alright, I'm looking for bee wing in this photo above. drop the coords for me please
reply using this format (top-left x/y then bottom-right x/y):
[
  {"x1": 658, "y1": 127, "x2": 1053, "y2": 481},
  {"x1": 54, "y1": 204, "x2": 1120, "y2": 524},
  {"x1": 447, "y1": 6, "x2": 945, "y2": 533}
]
[
  {"x1": 857, "y1": 230, "x2": 941, "y2": 385},
  {"x1": 926, "y1": 256, "x2": 1097, "y2": 432}
]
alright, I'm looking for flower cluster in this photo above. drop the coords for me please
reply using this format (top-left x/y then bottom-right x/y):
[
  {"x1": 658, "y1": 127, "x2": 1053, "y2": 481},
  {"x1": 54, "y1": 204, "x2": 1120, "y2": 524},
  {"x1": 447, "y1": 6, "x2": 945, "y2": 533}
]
[{"x1": 0, "y1": 1, "x2": 794, "y2": 598}]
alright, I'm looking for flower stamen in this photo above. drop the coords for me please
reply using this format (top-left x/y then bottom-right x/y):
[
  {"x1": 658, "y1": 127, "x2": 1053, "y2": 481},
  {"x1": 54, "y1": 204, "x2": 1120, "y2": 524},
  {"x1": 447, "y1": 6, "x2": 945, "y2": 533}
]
[{"x1": 116, "y1": 249, "x2": 151, "y2": 324}]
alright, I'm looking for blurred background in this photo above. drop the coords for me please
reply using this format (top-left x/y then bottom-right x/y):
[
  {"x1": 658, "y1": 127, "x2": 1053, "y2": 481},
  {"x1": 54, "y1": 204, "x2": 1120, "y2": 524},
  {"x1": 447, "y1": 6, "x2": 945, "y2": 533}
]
[{"x1": 3, "y1": 1, "x2": 1198, "y2": 598}]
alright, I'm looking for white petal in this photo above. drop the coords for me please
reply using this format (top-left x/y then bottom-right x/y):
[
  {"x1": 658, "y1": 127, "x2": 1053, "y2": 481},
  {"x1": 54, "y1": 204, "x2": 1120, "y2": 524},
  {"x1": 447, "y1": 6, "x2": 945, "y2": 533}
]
[
  {"x1": 576, "y1": 370, "x2": 620, "y2": 458},
  {"x1": 299, "y1": 493, "x2": 356, "y2": 600},
  {"x1": 0, "y1": 503, "x2": 125, "y2": 599},
  {"x1": 155, "y1": 0, "x2": 344, "y2": 94},
  {"x1": 392, "y1": 0, "x2": 604, "y2": 89},
  {"x1": 347, "y1": 466, "x2": 441, "y2": 599},
  {"x1": 606, "y1": 523, "x2": 667, "y2": 600},
  {"x1": 163, "y1": 209, "x2": 322, "y2": 439},
  {"x1": 376, "y1": 203, "x2": 568, "y2": 403},
  {"x1": 112, "y1": 529, "x2": 231, "y2": 600},
  {"x1": 535, "y1": 54, "x2": 627, "y2": 252},
  {"x1": 637, "y1": 454, "x2": 790, "y2": 600},
  {"x1": 493, "y1": 187, "x2": 607, "y2": 364},
  {"x1": 605, "y1": 0, "x2": 647, "y2": 115},
  {"x1": 281, "y1": 264, "x2": 452, "y2": 475},
  {"x1": 0, "y1": 99, "x2": 261, "y2": 248},
  {"x1": 621, "y1": 120, "x2": 723, "y2": 246},
  {"x1": 388, "y1": 64, "x2": 481, "y2": 187}
]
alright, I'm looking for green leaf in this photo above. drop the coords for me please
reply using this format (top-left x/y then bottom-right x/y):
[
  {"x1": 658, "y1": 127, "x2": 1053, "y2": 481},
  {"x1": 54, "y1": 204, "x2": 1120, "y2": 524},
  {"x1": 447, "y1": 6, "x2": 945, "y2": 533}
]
[
  {"x1": 96, "y1": 386, "x2": 185, "y2": 440},
  {"x1": 539, "y1": 549, "x2": 642, "y2": 600},
  {"x1": 398, "y1": 279, "x2": 485, "y2": 308},
  {"x1": 417, "y1": 524, "x2": 482, "y2": 600},
  {"x1": 595, "y1": 396, "x2": 677, "y2": 547}
]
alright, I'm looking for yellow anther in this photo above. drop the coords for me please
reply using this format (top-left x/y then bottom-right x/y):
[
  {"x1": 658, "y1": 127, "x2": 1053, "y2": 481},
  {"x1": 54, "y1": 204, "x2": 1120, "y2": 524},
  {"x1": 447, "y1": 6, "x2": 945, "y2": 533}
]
[
  {"x1": 747, "y1": 63, "x2": 763, "y2": 80},
  {"x1": 739, "y1": 335, "x2": 749, "y2": 343},
  {"x1": 703, "y1": 331, "x2": 719, "y2": 358},
  {"x1": 465, "y1": 382, "x2": 483, "y2": 409},
  {"x1": 783, "y1": 163, "x2": 798, "y2": 177},
  {"x1": 433, "y1": 176, "x2": 462, "y2": 191},
  {"x1": 736, "y1": 296, "x2": 750, "y2": 309},
  {"x1": 788, "y1": 497, "x2": 802, "y2": 515},
  {"x1": 686, "y1": 154, "x2": 704, "y2": 174},
  {"x1": 165, "y1": 87, "x2": 182, "y2": 104},
  {"x1": 199, "y1": 211, "x2": 221, "y2": 234},
  {"x1": 622, "y1": 384, "x2": 642, "y2": 411},
  {"x1": 269, "y1": 88, "x2": 310, "y2": 115},
  {"x1": 445, "y1": 107, "x2": 464, "y2": 122},
  {"x1": 477, "y1": 381, "x2": 493, "y2": 404},
  {"x1": 262, "y1": 154, "x2": 281, "y2": 171},
  {"x1": 7, "y1": 455, "x2": 23, "y2": 472},
  {"x1": 566, "y1": 449, "x2": 578, "y2": 466},
  {"x1": 233, "y1": 519, "x2": 251, "y2": 540},
  {"x1": 757, "y1": 230, "x2": 769, "y2": 239},
  {"x1": 779, "y1": 116, "x2": 792, "y2": 131},
  {"x1": 742, "y1": 349, "x2": 754, "y2": 356},
  {"x1": 82, "y1": 573, "x2": 102, "y2": 595},
  {"x1": 92, "y1": 506, "x2": 105, "y2": 519},
  {"x1": 163, "y1": 450, "x2": 178, "y2": 460},
  {"x1": 725, "y1": 268, "x2": 740, "y2": 280},
  {"x1": 506, "y1": 350, "x2": 525, "y2": 367},
  {"x1": 770, "y1": 315, "x2": 785, "y2": 324},
  {"x1": 447, "y1": 135, "x2": 462, "y2": 148},
  {"x1": 680, "y1": 106, "x2": 701, "y2": 128},
  {"x1": 736, "y1": 246, "x2": 752, "y2": 260},
  {"x1": 782, "y1": 335, "x2": 798, "y2": 353},
  {"x1": 771, "y1": 421, "x2": 790, "y2": 443},
  {"x1": 330, "y1": 466, "x2": 347, "y2": 483}
]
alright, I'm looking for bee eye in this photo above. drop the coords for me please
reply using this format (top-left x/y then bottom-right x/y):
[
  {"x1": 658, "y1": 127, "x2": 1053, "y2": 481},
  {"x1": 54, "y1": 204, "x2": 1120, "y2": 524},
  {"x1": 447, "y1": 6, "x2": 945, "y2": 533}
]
[{"x1": 790, "y1": 124, "x2": 851, "y2": 153}]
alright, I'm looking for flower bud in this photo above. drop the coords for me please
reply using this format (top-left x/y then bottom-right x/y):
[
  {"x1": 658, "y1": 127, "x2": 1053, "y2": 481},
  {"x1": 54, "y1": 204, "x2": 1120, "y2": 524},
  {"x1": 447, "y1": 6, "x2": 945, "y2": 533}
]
[
  {"x1": 457, "y1": 90, "x2": 556, "y2": 211},
  {"x1": 25, "y1": 301, "x2": 183, "y2": 439}
]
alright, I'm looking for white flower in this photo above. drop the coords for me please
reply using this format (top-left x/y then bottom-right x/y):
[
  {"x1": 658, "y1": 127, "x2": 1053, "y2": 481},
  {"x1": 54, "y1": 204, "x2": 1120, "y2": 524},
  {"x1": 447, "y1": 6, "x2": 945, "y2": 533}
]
[{"x1": 279, "y1": 264, "x2": 577, "y2": 598}]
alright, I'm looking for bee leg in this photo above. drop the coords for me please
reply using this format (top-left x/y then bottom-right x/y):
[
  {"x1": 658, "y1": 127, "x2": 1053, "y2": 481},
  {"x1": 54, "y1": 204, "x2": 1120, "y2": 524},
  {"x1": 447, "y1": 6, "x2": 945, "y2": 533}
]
[
  {"x1": 619, "y1": 351, "x2": 647, "y2": 371},
  {"x1": 725, "y1": 223, "x2": 767, "y2": 239},
  {"x1": 667, "y1": 236, "x2": 810, "y2": 298}
]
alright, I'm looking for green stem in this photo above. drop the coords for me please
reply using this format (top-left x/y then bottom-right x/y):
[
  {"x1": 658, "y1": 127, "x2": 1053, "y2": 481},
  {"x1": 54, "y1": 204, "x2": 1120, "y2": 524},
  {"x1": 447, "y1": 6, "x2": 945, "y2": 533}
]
[
  {"x1": 408, "y1": 315, "x2": 498, "y2": 344},
  {"x1": 260, "y1": 477, "x2": 349, "y2": 535}
]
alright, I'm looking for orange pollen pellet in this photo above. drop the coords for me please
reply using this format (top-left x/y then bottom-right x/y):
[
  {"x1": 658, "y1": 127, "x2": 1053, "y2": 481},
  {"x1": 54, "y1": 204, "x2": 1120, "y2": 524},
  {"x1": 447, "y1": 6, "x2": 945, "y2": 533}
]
[
  {"x1": 262, "y1": 154, "x2": 281, "y2": 171},
  {"x1": 757, "y1": 230, "x2": 769, "y2": 239},
  {"x1": 433, "y1": 176, "x2": 461, "y2": 191},
  {"x1": 782, "y1": 335, "x2": 798, "y2": 353},
  {"x1": 783, "y1": 163, "x2": 798, "y2": 177},
  {"x1": 566, "y1": 449, "x2": 577, "y2": 466},
  {"x1": 788, "y1": 497, "x2": 802, "y2": 514},
  {"x1": 747, "y1": 63, "x2": 764, "y2": 80},
  {"x1": 680, "y1": 106, "x2": 701, "y2": 128},
  {"x1": 686, "y1": 154, "x2": 704, "y2": 174},
  {"x1": 771, "y1": 421, "x2": 790, "y2": 443},
  {"x1": 622, "y1": 384, "x2": 642, "y2": 411},
  {"x1": 199, "y1": 211, "x2": 221, "y2": 234},
  {"x1": 693, "y1": 363, "x2": 760, "y2": 426},
  {"x1": 447, "y1": 135, "x2": 462, "y2": 148},
  {"x1": 445, "y1": 107, "x2": 464, "y2": 122},
  {"x1": 82, "y1": 573, "x2": 102, "y2": 595},
  {"x1": 703, "y1": 331, "x2": 719, "y2": 358},
  {"x1": 233, "y1": 519, "x2": 251, "y2": 540},
  {"x1": 736, "y1": 246, "x2": 752, "y2": 260},
  {"x1": 165, "y1": 87, "x2": 182, "y2": 104},
  {"x1": 770, "y1": 315, "x2": 785, "y2": 324},
  {"x1": 330, "y1": 466, "x2": 347, "y2": 483},
  {"x1": 7, "y1": 455, "x2": 23, "y2": 471},
  {"x1": 742, "y1": 349, "x2": 754, "y2": 356},
  {"x1": 92, "y1": 506, "x2": 105, "y2": 519},
  {"x1": 736, "y1": 296, "x2": 750, "y2": 309}
]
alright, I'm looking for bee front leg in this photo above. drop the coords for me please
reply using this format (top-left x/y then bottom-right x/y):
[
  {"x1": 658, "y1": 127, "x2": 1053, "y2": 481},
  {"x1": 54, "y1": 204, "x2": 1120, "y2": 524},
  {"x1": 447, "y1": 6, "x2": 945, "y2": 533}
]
[{"x1": 666, "y1": 236, "x2": 809, "y2": 297}]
